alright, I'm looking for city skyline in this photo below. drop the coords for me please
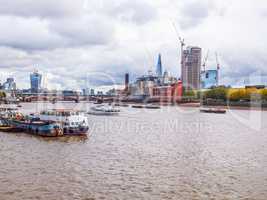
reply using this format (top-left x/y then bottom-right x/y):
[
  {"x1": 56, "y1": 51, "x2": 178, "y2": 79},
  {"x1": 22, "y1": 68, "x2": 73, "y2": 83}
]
[{"x1": 0, "y1": 0, "x2": 266, "y2": 89}]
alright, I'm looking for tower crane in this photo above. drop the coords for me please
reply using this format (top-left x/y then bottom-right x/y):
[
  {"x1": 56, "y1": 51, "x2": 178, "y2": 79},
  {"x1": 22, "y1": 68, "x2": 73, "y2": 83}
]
[
  {"x1": 202, "y1": 50, "x2": 209, "y2": 72},
  {"x1": 215, "y1": 52, "x2": 220, "y2": 86},
  {"x1": 172, "y1": 22, "x2": 186, "y2": 66}
]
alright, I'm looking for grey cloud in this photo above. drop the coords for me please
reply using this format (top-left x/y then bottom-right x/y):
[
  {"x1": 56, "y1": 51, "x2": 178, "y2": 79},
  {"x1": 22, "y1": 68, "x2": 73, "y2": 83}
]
[
  {"x1": 0, "y1": 14, "x2": 114, "y2": 51},
  {"x1": 0, "y1": 0, "x2": 266, "y2": 90},
  {"x1": 0, "y1": 0, "x2": 84, "y2": 18},
  {"x1": 106, "y1": 0, "x2": 157, "y2": 24},
  {"x1": 179, "y1": 1, "x2": 213, "y2": 29}
]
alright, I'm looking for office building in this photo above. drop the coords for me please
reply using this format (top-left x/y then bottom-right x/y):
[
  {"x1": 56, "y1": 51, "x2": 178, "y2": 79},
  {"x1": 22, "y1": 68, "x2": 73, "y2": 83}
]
[
  {"x1": 181, "y1": 46, "x2": 202, "y2": 90},
  {"x1": 3, "y1": 78, "x2": 16, "y2": 91},
  {"x1": 156, "y1": 54, "x2": 162, "y2": 77},
  {"x1": 201, "y1": 70, "x2": 218, "y2": 89},
  {"x1": 125, "y1": 73, "x2": 129, "y2": 91},
  {"x1": 30, "y1": 70, "x2": 42, "y2": 93}
]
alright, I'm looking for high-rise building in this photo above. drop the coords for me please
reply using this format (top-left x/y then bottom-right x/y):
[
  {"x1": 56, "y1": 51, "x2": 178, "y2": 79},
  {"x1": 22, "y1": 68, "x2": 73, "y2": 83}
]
[
  {"x1": 201, "y1": 70, "x2": 218, "y2": 89},
  {"x1": 3, "y1": 78, "x2": 16, "y2": 91},
  {"x1": 156, "y1": 54, "x2": 162, "y2": 77},
  {"x1": 90, "y1": 89, "x2": 95, "y2": 96},
  {"x1": 181, "y1": 46, "x2": 202, "y2": 90},
  {"x1": 125, "y1": 73, "x2": 129, "y2": 91},
  {"x1": 30, "y1": 70, "x2": 42, "y2": 93}
]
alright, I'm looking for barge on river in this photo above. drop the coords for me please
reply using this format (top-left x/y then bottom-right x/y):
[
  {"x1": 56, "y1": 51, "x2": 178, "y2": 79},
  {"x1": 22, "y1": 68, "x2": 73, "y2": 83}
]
[
  {"x1": 1, "y1": 112, "x2": 63, "y2": 136},
  {"x1": 36, "y1": 109, "x2": 89, "y2": 136}
]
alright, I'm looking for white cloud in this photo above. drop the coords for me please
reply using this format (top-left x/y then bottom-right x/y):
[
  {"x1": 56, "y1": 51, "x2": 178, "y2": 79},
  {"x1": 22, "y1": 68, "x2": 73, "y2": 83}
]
[{"x1": 0, "y1": 0, "x2": 266, "y2": 89}]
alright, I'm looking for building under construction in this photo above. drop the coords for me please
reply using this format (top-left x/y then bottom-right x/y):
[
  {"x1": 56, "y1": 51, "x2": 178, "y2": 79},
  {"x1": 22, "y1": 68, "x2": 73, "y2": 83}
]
[{"x1": 181, "y1": 46, "x2": 202, "y2": 90}]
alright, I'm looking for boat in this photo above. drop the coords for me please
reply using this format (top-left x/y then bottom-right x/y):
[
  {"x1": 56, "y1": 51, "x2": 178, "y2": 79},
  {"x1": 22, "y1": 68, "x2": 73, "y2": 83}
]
[
  {"x1": 0, "y1": 117, "x2": 19, "y2": 132},
  {"x1": 131, "y1": 105, "x2": 144, "y2": 109},
  {"x1": 6, "y1": 114, "x2": 63, "y2": 137},
  {"x1": 114, "y1": 103, "x2": 129, "y2": 107},
  {"x1": 145, "y1": 105, "x2": 161, "y2": 109},
  {"x1": 88, "y1": 105, "x2": 120, "y2": 116},
  {"x1": 37, "y1": 109, "x2": 89, "y2": 136},
  {"x1": 0, "y1": 126, "x2": 18, "y2": 133},
  {"x1": 200, "y1": 108, "x2": 226, "y2": 114}
]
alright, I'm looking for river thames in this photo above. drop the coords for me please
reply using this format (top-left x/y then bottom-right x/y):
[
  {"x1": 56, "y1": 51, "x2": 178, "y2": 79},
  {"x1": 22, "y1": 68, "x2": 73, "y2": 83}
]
[{"x1": 0, "y1": 102, "x2": 267, "y2": 200}]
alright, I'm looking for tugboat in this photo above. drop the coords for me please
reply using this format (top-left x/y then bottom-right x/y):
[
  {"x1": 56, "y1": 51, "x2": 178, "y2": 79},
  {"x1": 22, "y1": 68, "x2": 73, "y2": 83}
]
[
  {"x1": 37, "y1": 109, "x2": 89, "y2": 136},
  {"x1": 88, "y1": 105, "x2": 120, "y2": 116}
]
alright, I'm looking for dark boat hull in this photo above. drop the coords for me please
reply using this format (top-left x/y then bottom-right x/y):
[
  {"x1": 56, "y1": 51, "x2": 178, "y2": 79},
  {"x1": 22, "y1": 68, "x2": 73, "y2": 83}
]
[
  {"x1": 200, "y1": 109, "x2": 226, "y2": 114},
  {"x1": 63, "y1": 126, "x2": 89, "y2": 136},
  {"x1": 7, "y1": 120, "x2": 63, "y2": 137},
  {"x1": 0, "y1": 126, "x2": 21, "y2": 133}
]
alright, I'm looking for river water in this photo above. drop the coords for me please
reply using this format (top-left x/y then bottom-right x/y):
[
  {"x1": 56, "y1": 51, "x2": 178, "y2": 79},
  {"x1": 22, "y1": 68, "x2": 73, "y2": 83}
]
[{"x1": 0, "y1": 102, "x2": 267, "y2": 200}]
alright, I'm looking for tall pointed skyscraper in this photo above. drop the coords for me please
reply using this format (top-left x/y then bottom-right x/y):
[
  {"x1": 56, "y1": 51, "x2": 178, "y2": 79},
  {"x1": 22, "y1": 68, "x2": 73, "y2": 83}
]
[{"x1": 156, "y1": 53, "x2": 162, "y2": 77}]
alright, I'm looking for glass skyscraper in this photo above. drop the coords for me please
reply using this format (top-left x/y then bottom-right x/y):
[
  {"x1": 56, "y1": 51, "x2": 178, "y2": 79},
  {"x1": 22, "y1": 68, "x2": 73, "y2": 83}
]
[
  {"x1": 3, "y1": 78, "x2": 16, "y2": 91},
  {"x1": 201, "y1": 70, "x2": 218, "y2": 89},
  {"x1": 156, "y1": 54, "x2": 162, "y2": 77},
  {"x1": 30, "y1": 71, "x2": 42, "y2": 93}
]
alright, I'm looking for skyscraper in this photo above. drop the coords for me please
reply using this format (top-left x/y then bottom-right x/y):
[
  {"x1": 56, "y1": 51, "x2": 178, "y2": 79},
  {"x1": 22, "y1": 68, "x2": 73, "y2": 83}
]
[
  {"x1": 201, "y1": 70, "x2": 218, "y2": 89},
  {"x1": 30, "y1": 70, "x2": 42, "y2": 93},
  {"x1": 156, "y1": 54, "x2": 162, "y2": 77},
  {"x1": 181, "y1": 46, "x2": 202, "y2": 90},
  {"x1": 3, "y1": 78, "x2": 16, "y2": 91},
  {"x1": 125, "y1": 73, "x2": 129, "y2": 91}
]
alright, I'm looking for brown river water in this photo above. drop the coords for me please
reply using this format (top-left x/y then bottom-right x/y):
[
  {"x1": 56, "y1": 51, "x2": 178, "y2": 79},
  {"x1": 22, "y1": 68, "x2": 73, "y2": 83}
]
[{"x1": 0, "y1": 102, "x2": 267, "y2": 200}]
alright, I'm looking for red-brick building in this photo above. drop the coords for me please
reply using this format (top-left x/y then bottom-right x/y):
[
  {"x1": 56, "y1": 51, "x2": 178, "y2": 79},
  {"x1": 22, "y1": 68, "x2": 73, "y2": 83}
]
[{"x1": 152, "y1": 80, "x2": 183, "y2": 102}]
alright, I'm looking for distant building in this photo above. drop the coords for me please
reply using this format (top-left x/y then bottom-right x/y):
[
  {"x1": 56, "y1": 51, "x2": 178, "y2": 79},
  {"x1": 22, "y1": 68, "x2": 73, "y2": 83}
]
[
  {"x1": 62, "y1": 90, "x2": 79, "y2": 97},
  {"x1": 97, "y1": 91, "x2": 103, "y2": 96},
  {"x1": 90, "y1": 89, "x2": 95, "y2": 96},
  {"x1": 129, "y1": 74, "x2": 158, "y2": 97},
  {"x1": 3, "y1": 78, "x2": 16, "y2": 91},
  {"x1": 30, "y1": 70, "x2": 42, "y2": 93},
  {"x1": 245, "y1": 85, "x2": 266, "y2": 89},
  {"x1": 152, "y1": 80, "x2": 183, "y2": 101},
  {"x1": 182, "y1": 46, "x2": 202, "y2": 90},
  {"x1": 125, "y1": 73, "x2": 129, "y2": 91},
  {"x1": 156, "y1": 54, "x2": 162, "y2": 77},
  {"x1": 201, "y1": 70, "x2": 218, "y2": 89},
  {"x1": 82, "y1": 88, "x2": 91, "y2": 96}
]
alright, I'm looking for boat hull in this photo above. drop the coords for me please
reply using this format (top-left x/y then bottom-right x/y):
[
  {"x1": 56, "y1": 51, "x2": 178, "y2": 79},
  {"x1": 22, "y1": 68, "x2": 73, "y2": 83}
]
[
  {"x1": 200, "y1": 108, "x2": 226, "y2": 114},
  {"x1": 63, "y1": 126, "x2": 89, "y2": 136},
  {"x1": 7, "y1": 120, "x2": 63, "y2": 137},
  {"x1": 87, "y1": 111, "x2": 119, "y2": 116}
]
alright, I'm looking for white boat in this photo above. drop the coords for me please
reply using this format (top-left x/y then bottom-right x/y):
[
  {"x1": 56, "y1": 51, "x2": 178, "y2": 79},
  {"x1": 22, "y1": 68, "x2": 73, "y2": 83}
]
[
  {"x1": 87, "y1": 105, "x2": 120, "y2": 116},
  {"x1": 37, "y1": 109, "x2": 89, "y2": 135}
]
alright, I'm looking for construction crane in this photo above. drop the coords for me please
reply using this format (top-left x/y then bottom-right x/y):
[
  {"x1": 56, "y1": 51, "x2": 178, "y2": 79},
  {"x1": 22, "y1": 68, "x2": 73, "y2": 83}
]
[
  {"x1": 202, "y1": 50, "x2": 209, "y2": 72},
  {"x1": 172, "y1": 22, "x2": 186, "y2": 66},
  {"x1": 215, "y1": 52, "x2": 220, "y2": 86}
]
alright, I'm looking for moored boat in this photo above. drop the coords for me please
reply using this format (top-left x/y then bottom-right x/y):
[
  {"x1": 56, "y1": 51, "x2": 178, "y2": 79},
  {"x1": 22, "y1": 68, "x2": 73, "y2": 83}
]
[
  {"x1": 11, "y1": 120, "x2": 63, "y2": 136},
  {"x1": 131, "y1": 105, "x2": 144, "y2": 109},
  {"x1": 88, "y1": 105, "x2": 120, "y2": 116},
  {"x1": 145, "y1": 104, "x2": 161, "y2": 109},
  {"x1": 37, "y1": 109, "x2": 89, "y2": 136},
  {"x1": 200, "y1": 108, "x2": 226, "y2": 114},
  {"x1": 114, "y1": 103, "x2": 129, "y2": 107},
  {"x1": 6, "y1": 115, "x2": 63, "y2": 137}
]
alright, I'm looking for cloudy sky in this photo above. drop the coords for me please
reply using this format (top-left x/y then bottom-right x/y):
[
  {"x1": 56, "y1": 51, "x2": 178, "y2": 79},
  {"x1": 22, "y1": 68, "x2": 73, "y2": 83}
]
[{"x1": 0, "y1": 0, "x2": 266, "y2": 90}]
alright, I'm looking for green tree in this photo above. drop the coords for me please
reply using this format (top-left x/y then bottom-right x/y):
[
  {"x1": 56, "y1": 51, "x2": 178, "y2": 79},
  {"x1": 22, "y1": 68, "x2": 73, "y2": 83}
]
[
  {"x1": 259, "y1": 89, "x2": 267, "y2": 101},
  {"x1": 204, "y1": 87, "x2": 228, "y2": 101}
]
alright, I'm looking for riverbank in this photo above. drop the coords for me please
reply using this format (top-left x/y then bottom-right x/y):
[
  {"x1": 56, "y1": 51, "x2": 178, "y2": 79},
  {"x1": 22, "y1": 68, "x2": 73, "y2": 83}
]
[{"x1": 178, "y1": 102, "x2": 267, "y2": 111}]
